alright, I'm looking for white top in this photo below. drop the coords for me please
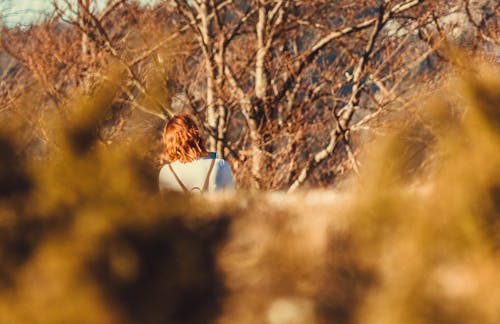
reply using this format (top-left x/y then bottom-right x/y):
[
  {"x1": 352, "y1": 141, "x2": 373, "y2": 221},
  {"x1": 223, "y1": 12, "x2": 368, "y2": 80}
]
[{"x1": 159, "y1": 152, "x2": 235, "y2": 193}]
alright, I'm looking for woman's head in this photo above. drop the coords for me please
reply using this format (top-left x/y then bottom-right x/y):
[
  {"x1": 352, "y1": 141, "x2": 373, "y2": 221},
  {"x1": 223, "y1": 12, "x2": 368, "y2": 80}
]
[{"x1": 162, "y1": 113, "x2": 207, "y2": 163}]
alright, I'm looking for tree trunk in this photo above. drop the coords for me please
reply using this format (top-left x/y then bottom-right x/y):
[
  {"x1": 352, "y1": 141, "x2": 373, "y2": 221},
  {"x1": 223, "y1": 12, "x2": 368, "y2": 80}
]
[
  {"x1": 78, "y1": 0, "x2": 93, "y2": 60},
  {"x1": 78, "y1": 0, "x2": 94, "y2": 91},
  {"x1": 255, "y1": 2, "x2": 267, "y2": 99},
  {"x1": 248, "y1": 115, "x2": 265, "y2": 189},
  {"x1": 247, "y1": 1, "x2": 270, "y2": 187},
  {"x1": 215, "y1": 37, "x2": 226, "y2": 159},
  {"x1": 196, "y1": 1, "x2": 219, "y2": 152}
]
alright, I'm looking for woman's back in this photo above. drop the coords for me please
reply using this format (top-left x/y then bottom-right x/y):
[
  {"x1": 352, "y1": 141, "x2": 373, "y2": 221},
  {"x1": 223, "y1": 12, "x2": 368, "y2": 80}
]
[{"x1": 159, "y1": 152, "x2": 234, "y2": 193}]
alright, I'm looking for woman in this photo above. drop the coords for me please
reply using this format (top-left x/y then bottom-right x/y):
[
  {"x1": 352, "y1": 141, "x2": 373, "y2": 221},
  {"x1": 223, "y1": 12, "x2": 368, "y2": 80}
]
[{"x1": 159, "y1": 113, "x2": 235, "y2": 193}]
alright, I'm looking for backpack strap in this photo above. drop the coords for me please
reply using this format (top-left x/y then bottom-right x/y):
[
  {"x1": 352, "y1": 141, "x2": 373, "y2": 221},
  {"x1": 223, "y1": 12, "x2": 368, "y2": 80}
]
[
  {"x1": 168, "y1": 164, "x2": 189, "y2": 193},
  {"x1": 202, "y1": 159, "x2": 216, "y2": 192},
  {"x1": 168, "y1": 159, "x2": 216, "y2": 193}
]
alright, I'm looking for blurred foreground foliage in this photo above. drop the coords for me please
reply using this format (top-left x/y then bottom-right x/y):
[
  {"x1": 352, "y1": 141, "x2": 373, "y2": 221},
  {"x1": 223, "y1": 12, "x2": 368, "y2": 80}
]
[{"x1": 0, "y1": 59, "x2": 500, "y2": 324}]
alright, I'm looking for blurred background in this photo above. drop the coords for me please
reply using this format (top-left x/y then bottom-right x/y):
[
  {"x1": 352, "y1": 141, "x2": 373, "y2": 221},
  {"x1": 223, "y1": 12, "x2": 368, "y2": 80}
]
[{"x1": 0, "y1": 1, "x2": 499, "y2": 323}]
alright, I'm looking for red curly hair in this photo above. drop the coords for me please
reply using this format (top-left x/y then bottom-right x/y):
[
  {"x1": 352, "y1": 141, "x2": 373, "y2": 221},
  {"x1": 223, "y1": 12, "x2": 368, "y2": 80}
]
[{"x1": 162, "y1": 113, "x2": 208, "y2": 163}]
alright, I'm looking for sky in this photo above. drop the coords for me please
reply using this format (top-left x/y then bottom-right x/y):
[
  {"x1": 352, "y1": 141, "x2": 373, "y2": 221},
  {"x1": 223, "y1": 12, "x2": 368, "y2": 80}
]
[
  {"x1": 2, "y1": 0, "x2": 64, "y2": 25},
  {"x1": 1, "y1": 0, "x2": 160, "y2": 26}
]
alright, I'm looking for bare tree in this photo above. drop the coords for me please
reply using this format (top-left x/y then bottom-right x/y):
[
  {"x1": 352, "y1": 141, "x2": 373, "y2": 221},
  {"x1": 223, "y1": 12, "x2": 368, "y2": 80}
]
[
  {"x1": 0, "y1": 0, "x2": 498, "y2": 189},
  {"x1": 164, "y1": 0, "x2": 499, "y2": 190},
  {"x1": 0, "y1": 1, "x2": 182, "y2": 151}
]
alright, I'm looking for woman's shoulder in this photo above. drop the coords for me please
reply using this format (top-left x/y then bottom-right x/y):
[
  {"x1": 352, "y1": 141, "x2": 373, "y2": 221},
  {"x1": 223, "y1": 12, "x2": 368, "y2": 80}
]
[
  {"x1": 158, "y1": 163, "x2": 174, "y2": 177},
  {"x1": 159, "y1": 154, "x2": 230, "y2": 171},
  {"x1": 204, "y1": 152, "x2": 228, "y2": 168},
  {"x1": 214, "y1": 158, "x2": 230, "y2": 168}
]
